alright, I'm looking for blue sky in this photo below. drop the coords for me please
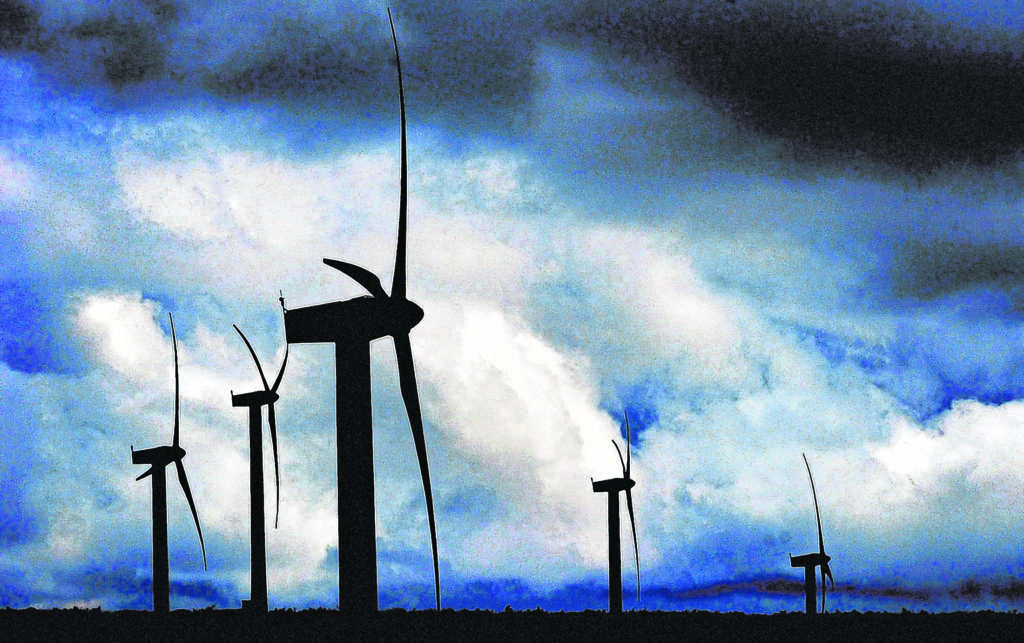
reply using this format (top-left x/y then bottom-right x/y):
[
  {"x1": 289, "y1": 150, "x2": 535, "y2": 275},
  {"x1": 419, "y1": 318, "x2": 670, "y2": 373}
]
[{"x1": 3, "y1": 0, "x2": 1024, "y2": 612}]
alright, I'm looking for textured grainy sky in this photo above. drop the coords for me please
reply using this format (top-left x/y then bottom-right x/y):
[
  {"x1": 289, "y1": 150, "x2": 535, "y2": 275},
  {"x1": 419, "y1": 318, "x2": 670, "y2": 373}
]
[{"x1": 3, "y1": 0, "x2": 1024, "y2": 612}]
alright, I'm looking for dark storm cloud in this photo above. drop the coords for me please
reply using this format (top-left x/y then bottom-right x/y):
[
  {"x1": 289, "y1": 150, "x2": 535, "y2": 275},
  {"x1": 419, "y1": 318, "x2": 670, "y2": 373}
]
[
  {"x1": 196, "y1": 7, "x2": 387, "y2": 100},
  {"x1": 0, "y1": 0, "x2": 39, "y2": 50},
  {"x1": 890, "y1": 240, "x2": 1024, "y2": 302},
  {"x1": 18, "y1": 1, "x2": 1024, "y2": 170},
  {"x1": 67, "y1": 15, "x2": 167, "y2": 86},
  {"x1": 9, "y1": 1, "x2": 543, "y2": 132},
  {"x1": 561, "y1": 0, "x2": 1024, "y2": 171},
  {"x1": 2, "y1": 1, "x2": 177, "y2": 88},
  {"x1": 198, "y1": 2, "x2": 544, "y2": 132}
]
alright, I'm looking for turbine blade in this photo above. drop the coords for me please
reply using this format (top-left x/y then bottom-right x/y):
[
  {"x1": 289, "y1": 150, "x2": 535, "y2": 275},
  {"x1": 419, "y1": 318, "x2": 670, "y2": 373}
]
[
  {"x1": 175, "y1": 459, "x2": 207, "y2": 571},
  {"x1": 268, "y1": 403, "x2": 281, "y2": 529},
  {"x1": 388, "y1": 7, "x2": 408, "y2": 301},
  {"x1": 136, "y1": 467, "x2": 155, "y2": 481},
  {"x1": 233, "y1": 325, "x2": 270, "y2": 391},
  {"x1": 623, "y1": 412, "x2": 631, "y2": 479},
  {"x1": 803, "y1": 453, "x2": 826, "y2": 556},
  {"x1": 625, "y1": 488, "x2": 640, "y2": 603},
  {"x1": 613, "y1": 440, "x2": 627, "y2": 478},
  {"x1": 823, "y1": 561, "x2": 835, "y2": 587},
  {"x1": 323, "y1": 259, "x2": 388, "y2": 299},
  {"x1": 393, "y1": 333, "x2": 439, "y2": 609},
  {"x1": 271, "y1": 342, "x2": 289, "y2": 394},
  {"x1": 170, "y1": 313, "x2": 179, "y2": 449},
  {"x1": 820, "y1": 564, "x2": 826, "y2": 613}
]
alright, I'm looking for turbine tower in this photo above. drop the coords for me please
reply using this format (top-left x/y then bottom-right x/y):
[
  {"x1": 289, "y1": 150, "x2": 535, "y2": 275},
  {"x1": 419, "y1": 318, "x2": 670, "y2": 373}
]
[
  {"x1": 231, "y1": 321, "x2": 288, "y2": 612},
  {"x1": 281, "y1": 9, "x2": 439, "y2": 612},
  {"x1": 591, "y1": 413, "x2": 640, "y2": 613},
  {"x1": 131, "y1": 313, "x2": 207, "y2": 613},
  {"x1": 789, "y1": 452, "x2": 835, "y2": 614}
]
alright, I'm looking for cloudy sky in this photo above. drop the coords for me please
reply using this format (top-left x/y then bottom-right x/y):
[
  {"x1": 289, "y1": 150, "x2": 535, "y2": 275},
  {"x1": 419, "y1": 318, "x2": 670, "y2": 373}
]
[{"x1": 4, "y1": 0, "x2": 1024, "y2": 613}]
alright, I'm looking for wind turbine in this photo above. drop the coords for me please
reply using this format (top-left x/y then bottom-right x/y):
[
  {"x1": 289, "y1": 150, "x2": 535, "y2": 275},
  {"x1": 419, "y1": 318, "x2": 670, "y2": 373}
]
[
  {"x1": 591, "y1": 413, "x2": 640, "y2": 613},
  {"x1": 281, "y1": 9, "x2": 439, "y2": 612},
  {"x1": 789, "y1": 452, "x2": 835, "y2": 614},
  {"x1": 231, "y1": 320, "x2": 288, "y2": 612},
  {"x1": 131, "y1": 313, "x2": 207, "y2": 613}
]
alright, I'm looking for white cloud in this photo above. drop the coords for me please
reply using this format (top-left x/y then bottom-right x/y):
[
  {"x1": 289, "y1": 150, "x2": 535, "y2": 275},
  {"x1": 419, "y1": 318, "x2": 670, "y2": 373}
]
[
  {"x1": 0, "y1": 147, "x2": 33, "y2": 200},
  {"x1": 413, "y1": 301, "x2": 627, "y2": 582}
]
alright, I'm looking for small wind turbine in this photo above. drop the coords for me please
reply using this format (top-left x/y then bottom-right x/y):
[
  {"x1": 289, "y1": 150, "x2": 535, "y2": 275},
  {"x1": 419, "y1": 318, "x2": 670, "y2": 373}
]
[
  {"x1": 281, "y1": 9, "x2": 440, "y2": 612},
  {"x1": 789, "y1": 452, "x2": 835, "y2": 614},
  {"x1": 591, "y1": 413, "x2": 640, "y2": 613},
  {"x1": 231, "y1": 321, "x2": 288, "y2": 612},
  {"x1": 131, "y1": 313, "x2": 207, "y2": 613}
]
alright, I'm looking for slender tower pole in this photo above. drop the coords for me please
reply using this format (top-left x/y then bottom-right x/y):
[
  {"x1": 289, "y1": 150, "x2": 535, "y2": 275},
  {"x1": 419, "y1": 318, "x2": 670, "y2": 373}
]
[
  {"x1": 606, "y1": 492, "x2": 622, "y2": 614},
  {"x1": 151, "y1": 468, "x2": 170, "y2": 613},
  {"x1": 247, "y1": 405, "x2": 268, "y2": 611},
  {"x1": 803, "y1": 566, "x2": 816, "y2": 614},
  {"x1": 336, "y1": 342, "x2": 377, "y2": 612}
]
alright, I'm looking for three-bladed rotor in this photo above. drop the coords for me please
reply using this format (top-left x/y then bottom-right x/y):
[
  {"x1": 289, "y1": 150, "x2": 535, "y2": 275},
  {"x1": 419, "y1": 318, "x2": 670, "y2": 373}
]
[
  {"x1": 231, "y1": 324, "x2": 289, "y2": 528},
  {"x1": 131, "y1": 313, "x2": 207, "y2": 570}
]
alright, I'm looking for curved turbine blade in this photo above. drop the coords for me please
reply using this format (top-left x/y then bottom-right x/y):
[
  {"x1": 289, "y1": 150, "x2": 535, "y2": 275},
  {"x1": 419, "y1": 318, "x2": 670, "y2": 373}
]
[
  {"x1": 803, "y1": 453, "x2": 826, "y2": 556},
  {"x1": 170, "y1": 313, "x2": 180, "y2": 449},
  {"x1": 623, "y1": 412, "x2": 631, "y2": 479},
  {"x1": 136, "y1": 466, "x2": 155, "y2": 482},
  {"x1": 323, "y1": 259, "x2": 388, "y2": 299},
  {"x1": 388, "y1": 7, "x2": 409, "y2": 302},
  {"x1": 233, "y1": 325, "x2": 270, "y2": 391},
  {"x1": 393, "y1": 332, "x2": 440, "y2": 609},
  {"x1": 820, "y1": 564, "x2": 826, "y2": 613},
  {"x1": 613, "y1": 440, "x2": 627, "y2": 478},
  {"x1": 174, "y1": 458, "x2": 207, "y2": 570},
  {"x1": 625, "y1": 487, "x2": 640, "y2": 603},
  {"x1": 268, "y1": 403, "x2": 281, "y2": 529},
  {"x1": 271, "y1": 342, "x2": 289, "y2": 394}
]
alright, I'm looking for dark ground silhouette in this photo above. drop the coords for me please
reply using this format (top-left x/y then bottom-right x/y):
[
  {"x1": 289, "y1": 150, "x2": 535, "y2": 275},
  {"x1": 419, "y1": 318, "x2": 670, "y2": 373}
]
[{"x1": 3, "y1": 608, "x2": 1023, "y2": 642}]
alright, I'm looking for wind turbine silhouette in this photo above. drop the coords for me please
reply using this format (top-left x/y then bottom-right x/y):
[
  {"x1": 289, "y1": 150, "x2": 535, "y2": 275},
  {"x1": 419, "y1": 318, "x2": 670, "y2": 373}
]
[
  {"x1": 789, "y1": 452, "x2": 835, "y2": 614},
  {"x1": 591, "y1": 413, "x2": 640, "y2": 613},
  {"x1": 281, "y1": 9, "x2": 439, "y2": 612},
  {"x1": 231, "y1": 320, "x2": 288, "y2": 612},
  {"x1": 131, "y1": 313, "x2": 207, "y2": 613}
]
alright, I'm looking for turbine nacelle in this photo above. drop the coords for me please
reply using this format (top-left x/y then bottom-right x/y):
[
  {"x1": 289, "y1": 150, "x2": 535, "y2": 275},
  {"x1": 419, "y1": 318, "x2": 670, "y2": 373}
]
[
  {"x1": 592, "y1": 477, "x2": 636, "y2": 494},
  {"x1": 231, "y1": 390, "x2": 279, "y2": 407},
  {"x1": 132, "y1": 444, "x2": 186, "y2": 471},
  {"x1": 790, "y1": 552, "x2": 831, "y2": 568},
  {"x1": 284, "y1": 294, "x2": 423, "y2": 345}
]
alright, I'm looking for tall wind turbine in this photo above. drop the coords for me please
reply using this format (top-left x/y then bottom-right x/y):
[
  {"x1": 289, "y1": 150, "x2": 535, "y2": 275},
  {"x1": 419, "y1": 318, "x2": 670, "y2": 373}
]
[
  {"x1": 789, "y1": 453, "x2": 835, "y2": 614},
  {"x1": 231, "y1": 321, "x2": 288, "y2": 612},
  {"x1": 131, "y1": 313, "x2": 207, "y2": 613},
  {"x1": 281, "y1": 9, "x2": 439, "y2": 612},
  {"x1": 591, "y1": 413, "x2": 640, "y2": 613}
]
